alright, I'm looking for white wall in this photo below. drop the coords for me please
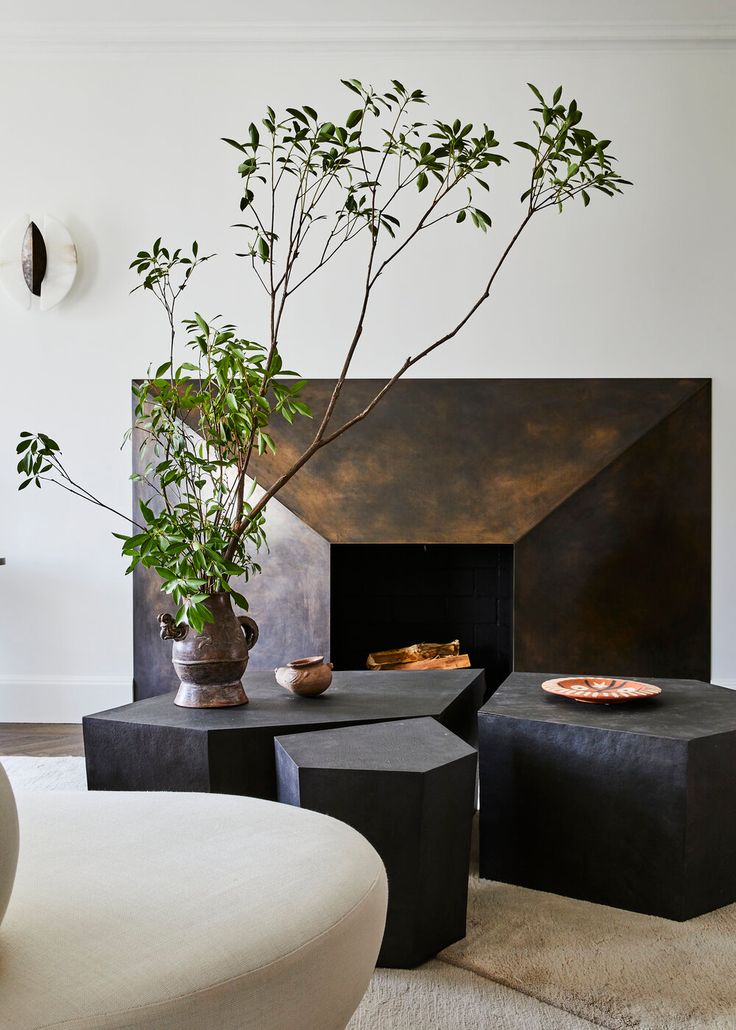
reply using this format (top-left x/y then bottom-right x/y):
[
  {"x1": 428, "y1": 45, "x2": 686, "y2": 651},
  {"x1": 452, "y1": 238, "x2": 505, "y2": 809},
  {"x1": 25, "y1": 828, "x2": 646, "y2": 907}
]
[{"x1": 1, "y1": 7, "x2": 734, "y2": 720}]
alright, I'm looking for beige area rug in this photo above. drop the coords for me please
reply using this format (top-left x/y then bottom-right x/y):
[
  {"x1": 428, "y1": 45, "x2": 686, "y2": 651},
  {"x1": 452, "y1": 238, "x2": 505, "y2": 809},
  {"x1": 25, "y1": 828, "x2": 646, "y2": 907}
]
[
  {"x1": 349, "y1": 961, "x2": 597, "y2": 1029},
  {"x1": 4, "y1": 757, "x2": 735, "y2": 1029},
  {"x1": 439, "y1": 873, "x2": 736, "y2": 1030},
  {"x1": 1, "y1": 755, "x2": 88, "y2": 791}
]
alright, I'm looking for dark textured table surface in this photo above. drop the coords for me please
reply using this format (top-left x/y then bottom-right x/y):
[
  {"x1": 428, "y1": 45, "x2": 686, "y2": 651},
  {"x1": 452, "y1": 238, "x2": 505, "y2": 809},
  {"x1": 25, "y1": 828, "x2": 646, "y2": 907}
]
[
  {"x1": 88, "y1": 668, "x2": 486, "y2": 732},
  {"x1": 276, "y1": 716, "x2": 477, "y2": 773},
  {"x1": 481, "y1": 672, "x2": 736, "y2": 739}
]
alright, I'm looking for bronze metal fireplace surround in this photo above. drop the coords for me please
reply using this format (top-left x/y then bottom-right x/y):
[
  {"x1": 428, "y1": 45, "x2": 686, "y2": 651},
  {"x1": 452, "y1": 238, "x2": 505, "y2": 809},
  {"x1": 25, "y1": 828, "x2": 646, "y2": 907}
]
[{"x1": 133, "y1": 378, "x2": 711, "y2": 700}]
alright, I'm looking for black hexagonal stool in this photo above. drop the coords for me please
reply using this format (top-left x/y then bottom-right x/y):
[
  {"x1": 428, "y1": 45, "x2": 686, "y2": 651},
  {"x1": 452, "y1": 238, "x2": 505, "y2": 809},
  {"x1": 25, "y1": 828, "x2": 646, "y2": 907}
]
[
  {"x1": 275, "y1": 716, "x2": 477, "y2": 968},
  {"x1": 479, "y1": 672, "x2": 736, "y2": 920}
]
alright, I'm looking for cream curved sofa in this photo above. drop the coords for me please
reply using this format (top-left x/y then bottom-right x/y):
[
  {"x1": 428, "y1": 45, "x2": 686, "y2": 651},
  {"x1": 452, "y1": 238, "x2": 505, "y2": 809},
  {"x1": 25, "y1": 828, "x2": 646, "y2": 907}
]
[{"x1": 0, "y1": 786, "x2": 387, "y2": 1030}]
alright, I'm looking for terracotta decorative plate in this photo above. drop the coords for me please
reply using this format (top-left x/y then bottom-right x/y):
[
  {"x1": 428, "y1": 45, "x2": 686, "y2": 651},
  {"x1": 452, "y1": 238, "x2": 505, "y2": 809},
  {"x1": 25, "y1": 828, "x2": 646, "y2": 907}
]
[{"x1": 541, "y1": 677, "x2": 662, "y2": 704}]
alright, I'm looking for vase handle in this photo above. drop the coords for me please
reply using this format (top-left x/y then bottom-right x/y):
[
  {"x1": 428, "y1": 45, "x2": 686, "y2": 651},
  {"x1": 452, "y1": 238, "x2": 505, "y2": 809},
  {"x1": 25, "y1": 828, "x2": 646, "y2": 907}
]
[
  {"x1": 158, "y1": 612, "x2": 188, "y2": 642},
  {"x1": 238, "y1": 614, "x2": 259, "y2": 650}
]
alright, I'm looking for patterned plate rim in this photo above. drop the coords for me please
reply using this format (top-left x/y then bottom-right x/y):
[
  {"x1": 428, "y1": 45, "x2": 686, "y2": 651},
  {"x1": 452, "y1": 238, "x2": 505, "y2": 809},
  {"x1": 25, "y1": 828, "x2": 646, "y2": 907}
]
[{"x1": 541, "y1": 677, "x2": 662, "y2": 702}]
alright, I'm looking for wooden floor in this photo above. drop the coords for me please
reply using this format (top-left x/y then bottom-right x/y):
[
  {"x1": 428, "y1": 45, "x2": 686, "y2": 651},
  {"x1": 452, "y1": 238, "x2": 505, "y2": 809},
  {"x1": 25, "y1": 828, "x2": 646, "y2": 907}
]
[{"x1": 0, "y1": 723, "x2": 84, "y2": 757}]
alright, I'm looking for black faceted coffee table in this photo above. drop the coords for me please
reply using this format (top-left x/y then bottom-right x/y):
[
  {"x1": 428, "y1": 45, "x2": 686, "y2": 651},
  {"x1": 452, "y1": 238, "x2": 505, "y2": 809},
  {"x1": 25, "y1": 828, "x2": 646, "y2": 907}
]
[
  {"x1": 275, "y1": 717, "x2": 477, "y2": 968},
  {"x1": 479, "y1": 672, "x2": 736, "y2": 920},
  {"x1": 84, "y1": 669, "x2": 485, "y2": 801}
]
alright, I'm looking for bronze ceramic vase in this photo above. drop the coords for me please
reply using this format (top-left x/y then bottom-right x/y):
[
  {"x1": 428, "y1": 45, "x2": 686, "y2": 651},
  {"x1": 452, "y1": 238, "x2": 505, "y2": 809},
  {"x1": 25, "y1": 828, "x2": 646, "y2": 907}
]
[{"x1": 158, "y1": 592, "x2": 259, "y2": 709}]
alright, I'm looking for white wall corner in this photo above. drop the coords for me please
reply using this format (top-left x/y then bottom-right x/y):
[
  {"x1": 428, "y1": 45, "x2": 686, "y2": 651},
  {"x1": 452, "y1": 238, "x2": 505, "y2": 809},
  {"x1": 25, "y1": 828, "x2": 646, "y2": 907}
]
[{"x1": 0, "y1": 676, "x2": 131, "y2": 724}]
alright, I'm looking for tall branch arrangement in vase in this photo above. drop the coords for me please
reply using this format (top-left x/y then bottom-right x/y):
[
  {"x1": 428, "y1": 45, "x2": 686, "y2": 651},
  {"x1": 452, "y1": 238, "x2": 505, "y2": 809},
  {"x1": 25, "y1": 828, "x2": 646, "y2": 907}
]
[{"x1": 18, "y1": 80, "x2": 630, "y2": 633}]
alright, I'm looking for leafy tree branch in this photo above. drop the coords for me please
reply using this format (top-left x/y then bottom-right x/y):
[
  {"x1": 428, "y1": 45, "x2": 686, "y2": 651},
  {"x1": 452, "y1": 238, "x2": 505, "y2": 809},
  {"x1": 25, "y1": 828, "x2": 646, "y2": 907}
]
[{"x1": 17, "y1": 80, "x2": 630, "y2": 631}]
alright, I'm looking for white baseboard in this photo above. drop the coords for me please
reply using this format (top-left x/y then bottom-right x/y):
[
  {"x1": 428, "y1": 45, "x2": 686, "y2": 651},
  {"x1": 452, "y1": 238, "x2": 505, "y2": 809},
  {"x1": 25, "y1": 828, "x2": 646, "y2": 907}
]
[
  {"x1": 712, "y1": 679, "x2": 736, "y2": 691},
  {"x1": 0, "y1": 676, "x2": 132, "y2": 724}
]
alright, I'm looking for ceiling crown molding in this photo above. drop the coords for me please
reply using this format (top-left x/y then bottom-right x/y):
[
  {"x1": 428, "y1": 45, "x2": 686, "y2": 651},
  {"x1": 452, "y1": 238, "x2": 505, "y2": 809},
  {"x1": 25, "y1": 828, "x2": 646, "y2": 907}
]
[{"x1": 1, "y1": 20, "x2": 736, "y2": 55}]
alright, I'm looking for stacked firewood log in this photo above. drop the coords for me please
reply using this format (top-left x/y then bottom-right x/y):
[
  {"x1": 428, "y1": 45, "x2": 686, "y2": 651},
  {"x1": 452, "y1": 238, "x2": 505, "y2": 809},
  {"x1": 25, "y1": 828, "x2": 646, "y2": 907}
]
[{"x1": 366, "y1": 639, "x2": 470, "y2": 671}]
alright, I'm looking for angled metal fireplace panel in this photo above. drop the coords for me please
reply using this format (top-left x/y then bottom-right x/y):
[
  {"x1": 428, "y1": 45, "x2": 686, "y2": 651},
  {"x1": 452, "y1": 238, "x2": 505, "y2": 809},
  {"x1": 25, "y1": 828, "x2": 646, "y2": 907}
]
[
  {"x1": 514, "y1": 382, "x2": 711, "y2": 680},
  {"x1": 246, "y1": 378, "x2": 706, "y2": 544}
]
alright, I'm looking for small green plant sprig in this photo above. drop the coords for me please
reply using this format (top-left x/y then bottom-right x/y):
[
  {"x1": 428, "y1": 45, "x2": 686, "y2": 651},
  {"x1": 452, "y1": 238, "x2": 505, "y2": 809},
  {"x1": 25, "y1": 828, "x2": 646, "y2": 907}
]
[
  {"x1": 515, "y1": 83, "x2": 631, "y2": 213},
  {"x1": 17, "y1": 80, "x2": 630, "y2": 631}
]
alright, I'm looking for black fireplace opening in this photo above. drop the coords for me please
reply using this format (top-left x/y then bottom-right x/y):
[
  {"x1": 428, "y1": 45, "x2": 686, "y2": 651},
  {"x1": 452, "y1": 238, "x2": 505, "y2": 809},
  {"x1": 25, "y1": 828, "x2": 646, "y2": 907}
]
[{"x1": 330, "y1": 544, "x2": 513, "y2": 693}]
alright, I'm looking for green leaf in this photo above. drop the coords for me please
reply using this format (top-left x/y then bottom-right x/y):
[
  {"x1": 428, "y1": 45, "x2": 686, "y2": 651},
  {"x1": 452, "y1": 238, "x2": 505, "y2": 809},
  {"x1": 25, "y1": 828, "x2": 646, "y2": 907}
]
[
  {"x1": 139, "y1": 498, "x2": 155, "y2": 523},
  {"x1": 346, "y1": 108, "x2": 363, "y2": 129},
  {"x1": 229, "y1": 589, "x2": 249, "y2": 611},
  {"x1": 249, "y1": 123, "x2": 260, "y2": 148},
  {"x1": 416, "y1": 171, "x2": 428, "y2": 192},
  {"x1": 286, "y1": 107, "x2": 308, "y2": 124}
]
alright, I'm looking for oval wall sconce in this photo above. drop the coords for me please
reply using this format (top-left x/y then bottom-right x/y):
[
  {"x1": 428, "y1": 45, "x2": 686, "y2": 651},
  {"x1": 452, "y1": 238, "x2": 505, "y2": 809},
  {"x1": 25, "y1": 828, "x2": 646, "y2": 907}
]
[{"x1": 0, "y1": 214, "x2": 78, "y2": 310}]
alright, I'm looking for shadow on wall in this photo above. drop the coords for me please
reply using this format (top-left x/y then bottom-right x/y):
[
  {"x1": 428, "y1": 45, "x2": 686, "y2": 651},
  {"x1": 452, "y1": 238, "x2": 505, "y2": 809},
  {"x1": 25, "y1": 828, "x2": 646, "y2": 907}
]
[{"x1": 60, "y1": 214, "x2": 98, "y2": 307}]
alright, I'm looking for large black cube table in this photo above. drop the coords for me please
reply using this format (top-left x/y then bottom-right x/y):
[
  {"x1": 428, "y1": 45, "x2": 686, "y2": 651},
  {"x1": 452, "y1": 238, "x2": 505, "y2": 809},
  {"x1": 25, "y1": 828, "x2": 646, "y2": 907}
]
[
  {"x1": 479, "y1": 672, "x2": 736, "y2": 920},
  {"x1": 275, "y1": 717, "x2": 477, "y2": 968},
  {"x1": 84, "y1": 669, "x2": 485, "y2": 801}
]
